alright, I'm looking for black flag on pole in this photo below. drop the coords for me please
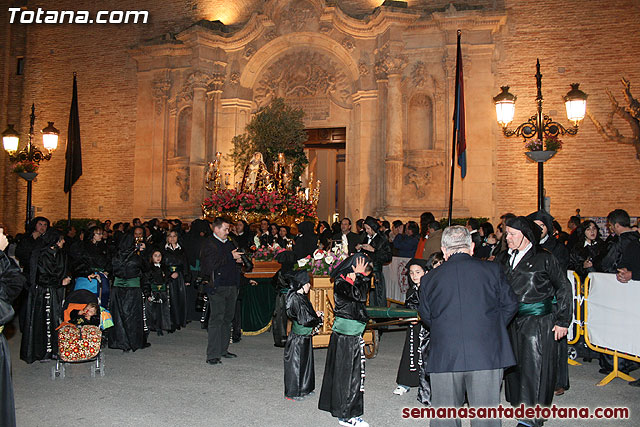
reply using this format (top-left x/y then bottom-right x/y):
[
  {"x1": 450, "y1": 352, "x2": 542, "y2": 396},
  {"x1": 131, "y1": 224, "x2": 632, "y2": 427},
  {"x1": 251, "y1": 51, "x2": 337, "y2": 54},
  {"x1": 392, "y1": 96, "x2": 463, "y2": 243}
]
[{"x1": 64, "y1": 73, "x2": 82, "y2": 193}]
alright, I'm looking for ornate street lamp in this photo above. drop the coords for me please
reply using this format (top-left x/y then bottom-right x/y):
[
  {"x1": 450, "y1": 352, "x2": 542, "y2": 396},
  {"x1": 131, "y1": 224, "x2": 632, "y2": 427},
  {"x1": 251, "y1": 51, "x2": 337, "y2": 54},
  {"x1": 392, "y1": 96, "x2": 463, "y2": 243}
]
[
  {"x1": 494, "y1": 59, "x2": 587, "y2": 211},
  {"x1": 2, "y1": 103, "x2": 59, "y2": 227}
]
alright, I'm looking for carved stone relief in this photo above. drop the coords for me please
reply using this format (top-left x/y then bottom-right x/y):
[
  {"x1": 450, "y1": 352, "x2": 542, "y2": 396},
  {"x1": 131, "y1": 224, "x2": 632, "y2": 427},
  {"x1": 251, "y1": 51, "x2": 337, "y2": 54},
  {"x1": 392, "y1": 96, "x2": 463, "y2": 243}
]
[
  {"x1": 254, "y1": 50, "x2": 352, "y2": 114},
  {"x1": 277, "y1": 0, "x2": 317, "y2": 32},
  {"x1": 341, "y1": 38, "x2": 355, "y2": 52},
  {"x1": 244, "y1": 45, "x2": 256, "y2": 59},
  {"x1": 179, "y1": 71, "x2": 225, "y2": 101},
  {"x1": 152, "y1": 73, "x2": 172, "y2": 115},
  {"x1": 358, "y1": 62, "x2": 369, "y2": 77},
  {"x1": 403, "y1": 160, "x2": 444, "y2": 199},
  {"x1": 175, "y1": 166, "x2": 190, "y2": 202},
  {"x1": 374, "y1": 45, "x2": 407, "y2": 79}
]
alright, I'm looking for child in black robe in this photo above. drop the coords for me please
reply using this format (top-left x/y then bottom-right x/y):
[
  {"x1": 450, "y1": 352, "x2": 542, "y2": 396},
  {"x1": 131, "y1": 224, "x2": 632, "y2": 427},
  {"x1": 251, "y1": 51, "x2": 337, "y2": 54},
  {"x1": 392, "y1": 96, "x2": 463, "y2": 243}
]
[
  {"x1": 284, "y1": 270, "x2": 322, "y2": 400},
  {"x1": 318, "y1": 254, "x2": 372, "y2": 427},
  {"x1": 144, "y1": 250, "x2": 171, "y2": 336},
  {"x1": 393, "y1": 252, "x2": 443, "y2": 404}
]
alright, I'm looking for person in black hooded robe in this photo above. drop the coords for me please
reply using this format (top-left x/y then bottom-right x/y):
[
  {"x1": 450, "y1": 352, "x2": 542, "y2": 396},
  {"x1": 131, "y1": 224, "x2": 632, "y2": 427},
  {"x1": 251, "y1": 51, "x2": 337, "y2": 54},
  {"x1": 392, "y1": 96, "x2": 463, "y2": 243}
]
[
  {"x1": 527, "y1": 210, "x2": 571, "y2": 396},
  {"x1": 162, "y1": 230, "x2": 191, "y2": 331},
  {"x1": 272, "y1": 250, "x2": 297, "y2": 347},
  {"x1": 109, "y1": 232, "x2": 151, "y2": 352},
  {"x1": 184, "y1": 219, "x2": 211, "y2": 322},
  {"x1": 1, "y1": 232, "x2": 27, "y2": 427},
  {"x1": 495, "y1": 216, "x2": 572, "y2": 427},
  {"x1": 293, "y1": 221, "x2": 318, "y2": 260},
  {"x1": 318, "y1": 253, "x2": 372, "y2": 427},
  {"x1": 21, "y1": 229, "x2": 72, "y2": 363},
  {"x1": 356, "y1": 216, "x2": 392, "y2": 308},
  {"x1": 284, "y1": 270, "x2": 322, "y2": 400}
]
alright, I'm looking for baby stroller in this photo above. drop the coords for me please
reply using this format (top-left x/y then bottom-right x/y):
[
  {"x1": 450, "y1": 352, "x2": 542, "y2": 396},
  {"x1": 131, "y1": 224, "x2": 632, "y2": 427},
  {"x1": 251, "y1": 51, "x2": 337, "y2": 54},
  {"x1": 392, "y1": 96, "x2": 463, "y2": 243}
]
[{"x1": 51, "y1": 289, "x2": 110, "y2": 379}]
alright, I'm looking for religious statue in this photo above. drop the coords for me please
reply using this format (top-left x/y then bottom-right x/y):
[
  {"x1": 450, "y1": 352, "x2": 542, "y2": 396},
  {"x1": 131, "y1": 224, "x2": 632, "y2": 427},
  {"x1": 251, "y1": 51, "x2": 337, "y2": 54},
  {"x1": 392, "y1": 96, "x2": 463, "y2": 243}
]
[
  {"x1": 205, "y1": 152, "x2": 222, "y2": 191},
  {"x1": 240, "y1": 152, "x2": 271, "y2": 192}
]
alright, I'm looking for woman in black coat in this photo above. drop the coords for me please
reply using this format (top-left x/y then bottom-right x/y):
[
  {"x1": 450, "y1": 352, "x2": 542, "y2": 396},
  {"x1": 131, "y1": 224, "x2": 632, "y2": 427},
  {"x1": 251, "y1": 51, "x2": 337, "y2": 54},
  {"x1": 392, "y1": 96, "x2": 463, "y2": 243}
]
[
  {"x1": 356, "y1": 216, "x2": 392, "y2": 307},
  {"x1": 568, "y1": 220, "x2": 606, "y2": 281},
  {"x1": 21, "y1": 229, "x2": 72, "y2": 363},
  {"x1": 69, "y1": 225, "x2": 112, "y2": 306}
]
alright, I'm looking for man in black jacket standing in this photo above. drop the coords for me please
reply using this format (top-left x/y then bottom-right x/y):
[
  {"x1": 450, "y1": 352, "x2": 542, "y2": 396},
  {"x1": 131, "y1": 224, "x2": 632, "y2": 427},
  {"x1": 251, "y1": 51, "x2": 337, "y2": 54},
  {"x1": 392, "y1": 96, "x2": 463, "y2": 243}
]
[
  {"x1": 200, "y1": 217, "x2": 243, "y2": 365},
  {"x1": 419, "y1": 226, "x2": 518, "y2": 427}
]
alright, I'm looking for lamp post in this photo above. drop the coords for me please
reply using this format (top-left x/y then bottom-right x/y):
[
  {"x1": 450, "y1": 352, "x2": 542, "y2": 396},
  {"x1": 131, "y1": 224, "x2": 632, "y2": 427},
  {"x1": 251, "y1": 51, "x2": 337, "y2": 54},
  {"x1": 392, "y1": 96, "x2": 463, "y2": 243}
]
[
  {"x1": 2, "y1": 103, "x2": 59, "y2": 228},
  {"x1": 494, "y1": 59, "x2": 587, "y2": 211}
]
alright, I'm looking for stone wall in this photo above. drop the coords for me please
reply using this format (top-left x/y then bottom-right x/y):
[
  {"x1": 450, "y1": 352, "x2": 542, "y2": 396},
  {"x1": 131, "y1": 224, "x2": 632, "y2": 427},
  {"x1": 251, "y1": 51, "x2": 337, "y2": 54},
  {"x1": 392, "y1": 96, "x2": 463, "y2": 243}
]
[{"x1": 1, "y1": 0, "x2": 639, "y2": 234}]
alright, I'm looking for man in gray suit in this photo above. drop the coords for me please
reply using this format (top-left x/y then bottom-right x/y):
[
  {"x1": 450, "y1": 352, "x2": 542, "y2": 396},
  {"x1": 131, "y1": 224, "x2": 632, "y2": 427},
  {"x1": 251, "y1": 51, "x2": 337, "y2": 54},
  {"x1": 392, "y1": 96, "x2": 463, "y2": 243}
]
[{"x1": 419, "y1": 226, "x2": 518, "y2": 427}]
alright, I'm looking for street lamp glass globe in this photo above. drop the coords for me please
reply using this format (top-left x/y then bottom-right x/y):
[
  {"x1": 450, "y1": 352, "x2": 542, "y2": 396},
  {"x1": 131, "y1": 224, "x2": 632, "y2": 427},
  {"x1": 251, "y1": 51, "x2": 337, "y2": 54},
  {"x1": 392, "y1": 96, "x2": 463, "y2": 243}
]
[
  {"x1": 41, "y1": 121, "x2": 59, "y2": 151},
  {"x1": 564, "y1": 83, "x2": 588, "y2": 125},
  {"x1": 2, "y1": 124, "x2": 19, "y2": 153},
  {"x1": 493, "y1": 86, "x2": 517, "y2": 128}
]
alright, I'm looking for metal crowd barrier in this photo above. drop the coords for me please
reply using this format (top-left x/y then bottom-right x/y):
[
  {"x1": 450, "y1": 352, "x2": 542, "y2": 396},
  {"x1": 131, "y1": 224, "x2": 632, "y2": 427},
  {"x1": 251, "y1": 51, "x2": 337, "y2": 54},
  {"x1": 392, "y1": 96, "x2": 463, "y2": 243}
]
[{"x1": 568, "y1": 271, "x2": 640, "y2": 386}]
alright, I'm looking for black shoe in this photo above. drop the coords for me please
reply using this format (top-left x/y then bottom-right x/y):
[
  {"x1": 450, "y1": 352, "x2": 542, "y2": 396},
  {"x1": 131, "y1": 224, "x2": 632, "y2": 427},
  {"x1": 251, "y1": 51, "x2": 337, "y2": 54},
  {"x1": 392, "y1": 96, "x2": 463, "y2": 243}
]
[
  {"x1": 206, "y1": 358, "x2": 222, "y2": 365},
  {"x1": 232, "y1": 337, "x2": 241, "y2": 343},
  {"x1": 629, "y1": 379, "x2": 640, "y2": 387},
  {"x1": 599, "y1": 368, "x2": 612, "y2": 375},
  {"x1": 222, "y1": 352, "x2": 237, "y2": 358},
  {"x1": 143, "y1": 342, "x2": 151, "y2": 349}
]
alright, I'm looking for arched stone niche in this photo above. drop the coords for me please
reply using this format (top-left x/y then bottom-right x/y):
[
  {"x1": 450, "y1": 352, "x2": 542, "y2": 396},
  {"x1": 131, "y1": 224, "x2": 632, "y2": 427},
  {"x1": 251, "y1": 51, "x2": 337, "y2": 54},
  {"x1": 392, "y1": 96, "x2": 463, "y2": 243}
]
[
  {"x1": 407, "y1": 93, "x2": 434, "y2": 150},
  {"x1": 176, "y1": 106, "x2": 192, "y2": 158}
]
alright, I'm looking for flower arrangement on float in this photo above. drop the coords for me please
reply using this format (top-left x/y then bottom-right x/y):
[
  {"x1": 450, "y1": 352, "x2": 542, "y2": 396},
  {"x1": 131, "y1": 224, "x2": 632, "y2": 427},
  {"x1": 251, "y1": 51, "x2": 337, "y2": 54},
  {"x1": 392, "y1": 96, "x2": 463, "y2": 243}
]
[
  {"x1": 202, "y1": 188, "x2": 317, "y2": 224},
  {"x1": 252, "y1": 244, "x2": 286, "y2": 262},
  {"x1": 294, "y1": 244, "x2": 349, "y2": 277}
]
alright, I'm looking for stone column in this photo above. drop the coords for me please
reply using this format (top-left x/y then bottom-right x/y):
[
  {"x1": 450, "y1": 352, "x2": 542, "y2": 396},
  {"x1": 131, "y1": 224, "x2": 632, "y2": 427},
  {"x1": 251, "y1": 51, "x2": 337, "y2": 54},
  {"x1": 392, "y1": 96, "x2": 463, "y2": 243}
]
[
  {"x1": 385, "y1": 71, "x2": 403, "y2": 212},
  {"x1": 376, "y1": 50, "x2": 406, "y2": 215},
  {"x1": 350, "y1": 90, "x2": 379, "y2": 219},
  {"x1": 146, "y1": 72, "x2": 171, "y2": 218},
  {"x1": 218, "y1": 98, "x2": 253, "y2": 187},
  {"x1": 189, "y1": 80, "x2": 208, "y2": 215}
]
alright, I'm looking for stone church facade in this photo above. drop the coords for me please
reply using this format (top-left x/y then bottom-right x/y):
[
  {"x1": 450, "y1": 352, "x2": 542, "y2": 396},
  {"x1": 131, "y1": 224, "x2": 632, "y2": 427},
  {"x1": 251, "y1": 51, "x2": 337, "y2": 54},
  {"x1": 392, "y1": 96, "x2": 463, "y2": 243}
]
[{"x1": 1, "y1": 0, "x2": 639, "y2": 232}]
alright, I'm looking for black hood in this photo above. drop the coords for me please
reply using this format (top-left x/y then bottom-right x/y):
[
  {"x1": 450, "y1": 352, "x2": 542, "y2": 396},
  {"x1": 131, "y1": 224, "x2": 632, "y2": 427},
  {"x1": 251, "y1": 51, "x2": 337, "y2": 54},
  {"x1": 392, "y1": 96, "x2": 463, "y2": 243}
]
[
  {"x1": 364, "y1": 216, "x2": 380, "y2": 233},
  {"x1": 118, "y1": 233, "x2": 136, "y2": 251},
  {"x1": 506, "y1": 216, "x2": 541, "y2": 246},
  {"x1": 41, "y1": 229, "x2": 62, "y2": 248},
  {"x1": 330, "y1": 252, "x2": 370, "y2": 280},
  {"x1": 190, "y1": 219, "x2": 212, "y2": 237},
  {"x1": 287, "y1": 270, "x2": 311, "y2": 291},
  {"x1": 297, "y1": 221, "x2": 315, "y2": 236},
  {"x1": 527, "y1": 210, "x2": 554, "y2": 237}
]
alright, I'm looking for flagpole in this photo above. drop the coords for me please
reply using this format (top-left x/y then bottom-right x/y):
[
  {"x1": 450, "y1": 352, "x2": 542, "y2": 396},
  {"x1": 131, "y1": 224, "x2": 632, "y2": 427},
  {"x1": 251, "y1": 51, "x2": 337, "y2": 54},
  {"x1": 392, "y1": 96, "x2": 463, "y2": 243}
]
[
  {"x1": 67, "y1": 186, "x2": 72, "y2": 227},
  {"x1": 65, "y1": 71, "x2": 82, "y2": 228},
  {"x1": 447, "y1": 30, "x2": 462, "y2": 227}
]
